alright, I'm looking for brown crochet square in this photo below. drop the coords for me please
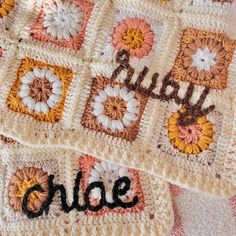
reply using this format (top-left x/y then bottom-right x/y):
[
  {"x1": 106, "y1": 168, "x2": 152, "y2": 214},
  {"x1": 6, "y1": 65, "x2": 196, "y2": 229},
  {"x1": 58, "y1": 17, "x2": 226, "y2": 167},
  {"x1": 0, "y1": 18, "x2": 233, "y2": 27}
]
[{"x1": 81, "y1": 76, "x2": 148, "y2": 142}]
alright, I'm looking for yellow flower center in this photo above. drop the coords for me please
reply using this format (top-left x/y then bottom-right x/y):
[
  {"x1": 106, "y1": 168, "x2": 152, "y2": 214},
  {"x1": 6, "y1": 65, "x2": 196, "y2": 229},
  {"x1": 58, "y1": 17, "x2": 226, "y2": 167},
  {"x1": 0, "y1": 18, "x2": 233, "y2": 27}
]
[
  {"x1": 17, "y1": 178, "x2": 39, "y2": 203},
  {"x1": 122, "y1": 28, "x2": 145, "y2": 49}
]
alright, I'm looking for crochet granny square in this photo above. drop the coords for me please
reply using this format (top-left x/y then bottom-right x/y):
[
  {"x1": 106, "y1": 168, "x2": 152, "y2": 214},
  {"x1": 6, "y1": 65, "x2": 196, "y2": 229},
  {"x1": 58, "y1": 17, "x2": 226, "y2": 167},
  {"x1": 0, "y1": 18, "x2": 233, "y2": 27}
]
[
  {"x1": 0, "y1": 0, "x2": 236, "y2": 197},
  {"x1": 0, "y1": 139, "x2": 173, "y2": 235},
  {"x1": 14, "y1": 0, "x2": 108, "y2": 58}
]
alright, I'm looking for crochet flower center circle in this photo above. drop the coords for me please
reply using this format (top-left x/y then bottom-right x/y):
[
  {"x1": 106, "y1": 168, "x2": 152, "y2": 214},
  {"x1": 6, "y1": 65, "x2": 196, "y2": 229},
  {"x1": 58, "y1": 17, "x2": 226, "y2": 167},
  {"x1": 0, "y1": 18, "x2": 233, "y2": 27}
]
[
  {"x1": 112, "y1": 17, "x2": 154, "y2": 58},
  {"x1": 122, "y1": 28, "x2": 145, "y2": 49},
  {"x1": 191, "y1": 47, "x2": 216, "y2": 72},
  {"x1": 92, "y1": 85, "x2": 139, "y2": 132},
  {"x1": 99, "y1": 170, "x2": 118, "y2": 191},
  {"x1": 168, "y1": 108, "x2": 214, "y2": 155},
  {"x1": 29, "y1": 76, "x2": 52, "y2": 102},
  {"x1": 16, "y1": 178, "x2": 39, "y2": 203},
  {"x1": 178, "y1": 123, "x2": 202, "y2": 145},
  {"x1": 43, "y1": 1, "x2": 84, "y2": 40},
  {"x1": 103, "y1": 96, "x2": 127, "y2": 120},
  {"x1": 18, "y1": 67, "x2": 62, "y2": 114}
]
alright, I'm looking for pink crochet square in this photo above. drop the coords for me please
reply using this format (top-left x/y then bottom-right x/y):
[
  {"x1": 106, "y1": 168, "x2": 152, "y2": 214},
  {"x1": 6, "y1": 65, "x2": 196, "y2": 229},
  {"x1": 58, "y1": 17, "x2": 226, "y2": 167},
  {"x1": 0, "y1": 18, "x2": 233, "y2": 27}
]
[
  {"x1": 78, "y1": 155, "x2": 145, "y2": 217},
  {"x1": 30, "y1": 0, "x2": 94, "y2": 50}
]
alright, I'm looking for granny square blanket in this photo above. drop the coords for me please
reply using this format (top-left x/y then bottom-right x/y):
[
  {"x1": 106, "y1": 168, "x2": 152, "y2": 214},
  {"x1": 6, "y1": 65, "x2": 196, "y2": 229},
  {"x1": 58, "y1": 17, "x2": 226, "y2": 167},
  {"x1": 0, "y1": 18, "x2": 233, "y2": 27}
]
[
  {"x1": 0, "y1": 0, "x2": 235, "y2": 197},
  {"x1": 0, "y1": 137, "x2": 173, "y2": 235}
]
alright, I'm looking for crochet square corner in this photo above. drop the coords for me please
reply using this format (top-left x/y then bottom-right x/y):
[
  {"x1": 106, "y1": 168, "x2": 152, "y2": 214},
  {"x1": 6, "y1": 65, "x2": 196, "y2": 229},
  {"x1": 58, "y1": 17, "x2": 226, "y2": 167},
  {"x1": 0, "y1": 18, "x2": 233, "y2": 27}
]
[
  {"x1": 0, "y1": 0, "x2": 18, "y2": 30},
  {"x1": 0, "y1": 34, "x2": 17, "y2": 83},
  {"x1": 183, "y1": 0, "x2": 234, "y2": 13}
]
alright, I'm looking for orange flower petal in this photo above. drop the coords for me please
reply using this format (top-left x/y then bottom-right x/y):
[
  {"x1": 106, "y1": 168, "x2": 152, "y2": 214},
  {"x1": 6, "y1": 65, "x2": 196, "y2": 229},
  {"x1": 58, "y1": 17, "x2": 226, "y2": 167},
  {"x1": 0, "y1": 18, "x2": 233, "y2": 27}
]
[
  {"x1": 185, "y1": 144, "x2": 193, "y2": 155},
  {"x1": 134, "y1": 49, "x2": 144, "y2": 58},
  {"x1": 202, "y1": 121, "x2": 213, "y2": 130},
  {"x1": 192, "y1": 144, "x2": 200, "y2": 155},
  {"x1": 144, "y1": 31, "x2": 154, "y2": 40}
]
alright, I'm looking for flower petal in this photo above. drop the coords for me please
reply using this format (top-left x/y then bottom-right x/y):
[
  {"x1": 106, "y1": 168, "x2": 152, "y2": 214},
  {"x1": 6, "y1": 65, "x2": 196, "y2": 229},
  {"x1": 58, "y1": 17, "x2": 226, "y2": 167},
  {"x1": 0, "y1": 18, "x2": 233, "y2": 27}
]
[
  {"x1": 33, "y1": 68, "x2": 45, "y2": 78},
  {"x1": 40, "y1": 102, "x2": 49, "y2": 113},
  {"x1": 21, "y1": 72, "x2": 35, "y2": 84}
]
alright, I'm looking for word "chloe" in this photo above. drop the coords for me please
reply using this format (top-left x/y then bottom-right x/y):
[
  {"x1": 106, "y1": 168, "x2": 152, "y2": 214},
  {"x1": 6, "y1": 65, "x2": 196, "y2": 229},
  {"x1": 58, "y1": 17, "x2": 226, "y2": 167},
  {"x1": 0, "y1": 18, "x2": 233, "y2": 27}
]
[
  {"x1": 22, "y1": 171, "x2": 138, "y2": 219},
  {"x1": 111, "y1": 50, "x2": 215, "y2": 126}
]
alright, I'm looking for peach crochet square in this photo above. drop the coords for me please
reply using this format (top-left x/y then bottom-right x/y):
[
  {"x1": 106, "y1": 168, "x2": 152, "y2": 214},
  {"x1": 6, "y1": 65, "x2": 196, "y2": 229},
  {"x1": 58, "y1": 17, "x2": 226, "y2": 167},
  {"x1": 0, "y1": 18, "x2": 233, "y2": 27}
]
[
  {"x1": 30, "y1": 0, "x2": 94, "y2": 50},
  {"x1": 78, "y1": 155, "x2": 145, "y2": 217}
]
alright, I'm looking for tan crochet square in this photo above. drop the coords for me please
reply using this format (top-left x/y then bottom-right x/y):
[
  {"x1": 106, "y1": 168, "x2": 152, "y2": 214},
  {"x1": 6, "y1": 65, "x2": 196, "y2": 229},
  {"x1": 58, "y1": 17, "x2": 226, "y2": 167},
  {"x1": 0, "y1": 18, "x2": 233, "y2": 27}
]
[{"x1": 172, "y1": 28, "x2": 236, "y2": 89}]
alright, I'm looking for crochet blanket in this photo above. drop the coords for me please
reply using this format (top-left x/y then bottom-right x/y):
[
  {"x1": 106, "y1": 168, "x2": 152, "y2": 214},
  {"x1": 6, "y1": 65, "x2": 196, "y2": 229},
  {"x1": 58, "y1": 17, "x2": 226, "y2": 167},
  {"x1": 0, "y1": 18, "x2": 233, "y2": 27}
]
[
  {"x1": 0, "y1": 0, "x2": 235, "y2": 197},
  {"x1": 0, "y1": 0, "x2": 236, "y2": 235}
]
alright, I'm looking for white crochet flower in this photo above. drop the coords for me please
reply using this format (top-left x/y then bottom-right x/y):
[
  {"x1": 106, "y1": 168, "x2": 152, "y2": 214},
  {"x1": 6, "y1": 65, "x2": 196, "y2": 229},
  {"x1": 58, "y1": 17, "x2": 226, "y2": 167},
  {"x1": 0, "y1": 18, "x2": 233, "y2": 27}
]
[
  {"x1": 89, "y1": 161, "x2": 132, "y2": 203},
  {"x1": 191, "y1": 47, "x2": 216, "y2": 71},
  {"x1": 43, "y1": 1, "x2": 84, "y2": 40},
  {"x1": 18, "y1": 67, "x2": 62, "y2": 114},
  {"x1": 92, "y1": 85, "x2": 139, "y2": 132}
]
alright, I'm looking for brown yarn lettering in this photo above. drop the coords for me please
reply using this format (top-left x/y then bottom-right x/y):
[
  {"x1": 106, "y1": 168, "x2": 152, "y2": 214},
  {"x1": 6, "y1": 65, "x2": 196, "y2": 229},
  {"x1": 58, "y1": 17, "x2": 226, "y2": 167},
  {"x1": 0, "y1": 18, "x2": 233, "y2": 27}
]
[{"x1": 111, "y1": 50, "x2": 215, "y2": 126}]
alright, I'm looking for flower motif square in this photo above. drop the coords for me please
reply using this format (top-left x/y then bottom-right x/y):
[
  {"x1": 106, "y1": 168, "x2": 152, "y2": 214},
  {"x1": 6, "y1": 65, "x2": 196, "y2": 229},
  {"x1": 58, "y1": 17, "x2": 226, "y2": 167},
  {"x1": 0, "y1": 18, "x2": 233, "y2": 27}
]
[
  {"x1": 81, "y1": 76, "x2": 148, "y2": 141},
  {"x1": 0, "y1": 149, "x2": 65, "y2": 229},
  {"x1": 157, "y1": 103, "x2": 223, "y2": 166},
  {"x1": 172, "y1": 28, "x2": 236, "y2": 89},
  {"x1": 30, "y1": 0, "x2": 94, "y2": 51},
  {"x1": 78, "y1": 155, "x2": 145, "y2": 216},
  {"x1": 7, "y1": 57, "x2": 73, "y2": 123},
  {"x1": 93, "y1": 0, "x2": 172, "y2": 71}
]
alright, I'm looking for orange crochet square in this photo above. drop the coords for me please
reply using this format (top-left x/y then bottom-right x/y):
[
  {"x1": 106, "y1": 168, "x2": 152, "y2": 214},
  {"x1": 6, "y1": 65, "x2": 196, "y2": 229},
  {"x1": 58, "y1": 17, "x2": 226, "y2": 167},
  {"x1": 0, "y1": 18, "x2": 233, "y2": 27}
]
[
  {"x1": 172, "y1": 28, "x2": 236, "y2": 89},
  {"x1": 78, "y1": 155, "x2": 145, "y2": 217},
  {"x1": 81, "y1": 76, "x2": 148, "y2": 142},
  {"x1": 7, "y1": 57, "x2": 73, "y2": 123}
]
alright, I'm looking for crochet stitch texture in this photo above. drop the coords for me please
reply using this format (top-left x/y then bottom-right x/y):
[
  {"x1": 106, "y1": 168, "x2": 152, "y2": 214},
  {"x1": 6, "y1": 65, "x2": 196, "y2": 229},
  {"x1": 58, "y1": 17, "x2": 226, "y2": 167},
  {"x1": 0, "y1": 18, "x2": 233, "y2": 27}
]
[
  {"x1": 0, "y1": 0, "x2": 236, "y2": 203},
  {"x1": 0, "y1": 137, "x2": 174, "y2": 235}
]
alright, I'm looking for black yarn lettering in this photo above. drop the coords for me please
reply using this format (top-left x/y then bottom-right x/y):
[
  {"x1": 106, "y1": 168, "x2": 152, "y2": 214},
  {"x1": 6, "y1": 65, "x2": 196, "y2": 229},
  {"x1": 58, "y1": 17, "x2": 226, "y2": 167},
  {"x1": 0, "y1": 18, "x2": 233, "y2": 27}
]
[
  {"x1": 84, "y1": 181, "x2": 106, "y2": 211},
  {"x1": 112, "y1": 176, "x2": 138, "y2": 208},
  {"x1": 22, "y1": 185, "x2": 46, "y2": 219},
  {"x1": 22, "y1": 171, "x2": 139, "y2": 219}
]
